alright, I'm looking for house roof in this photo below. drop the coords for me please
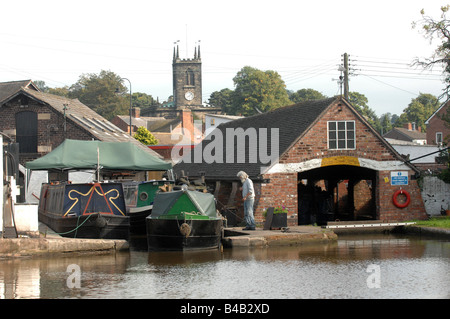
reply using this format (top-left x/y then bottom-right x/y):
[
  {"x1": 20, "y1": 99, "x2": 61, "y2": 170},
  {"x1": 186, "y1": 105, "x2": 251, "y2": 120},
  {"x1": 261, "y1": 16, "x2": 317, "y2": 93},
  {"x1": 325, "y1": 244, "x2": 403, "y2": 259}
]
[
  {"x1": 383, "y1": 127, "x2": 426, "y2": 142},
  {"x1": 114, "y1": 115, "x2": 164, "y2": 128},
  {"x1": 147, "y1": 118, "x2": 181, "y2": 133},
  {"x1": 174, "y1": 96, "x2": 413, "y2": 180},
  {"x1": 0, "y1": 80, "x2": 39, "y2": 102},
  {"x1": 1, "y1": 87, "x2": 164, "y2": 159}
]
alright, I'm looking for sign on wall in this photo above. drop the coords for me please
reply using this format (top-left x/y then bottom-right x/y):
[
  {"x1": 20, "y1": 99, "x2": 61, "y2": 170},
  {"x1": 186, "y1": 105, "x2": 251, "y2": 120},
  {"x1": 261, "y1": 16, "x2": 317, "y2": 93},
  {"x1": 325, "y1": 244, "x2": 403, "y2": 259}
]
[{"x1": 391, "y1": 171, "x2": 408, "y2": 186}]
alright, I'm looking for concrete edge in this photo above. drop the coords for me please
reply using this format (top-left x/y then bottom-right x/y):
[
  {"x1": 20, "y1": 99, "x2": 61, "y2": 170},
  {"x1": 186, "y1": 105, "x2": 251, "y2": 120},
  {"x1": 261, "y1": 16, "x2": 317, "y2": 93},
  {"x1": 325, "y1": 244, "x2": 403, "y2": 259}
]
[
  {"x1": 222, "y1": 230, "x2": 337, "y2": 248},
  {"x1": 404, "y1": 225, "x2": 450, "y2": 238},
  {"x1": 0, "y1": 238, "x2": 129, "y2": 258}
]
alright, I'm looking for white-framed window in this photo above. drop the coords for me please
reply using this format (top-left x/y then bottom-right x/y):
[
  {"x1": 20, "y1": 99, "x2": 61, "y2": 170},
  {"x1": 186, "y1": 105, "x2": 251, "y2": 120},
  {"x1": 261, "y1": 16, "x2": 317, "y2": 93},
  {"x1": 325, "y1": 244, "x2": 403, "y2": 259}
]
[
  {"x1": 328, "y1": 120, "x2": 356, "y2": 150},
  {"x1": 436, "y1": 132, "x2": 443, "y2": 145}
]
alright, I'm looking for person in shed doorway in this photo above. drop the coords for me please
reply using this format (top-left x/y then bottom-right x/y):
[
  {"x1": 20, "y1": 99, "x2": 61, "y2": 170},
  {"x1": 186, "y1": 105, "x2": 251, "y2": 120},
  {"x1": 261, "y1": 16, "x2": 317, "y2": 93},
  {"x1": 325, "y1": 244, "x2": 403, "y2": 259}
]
[{"x1": 237, "y1": 171, "x2": 255, "y2": 230}]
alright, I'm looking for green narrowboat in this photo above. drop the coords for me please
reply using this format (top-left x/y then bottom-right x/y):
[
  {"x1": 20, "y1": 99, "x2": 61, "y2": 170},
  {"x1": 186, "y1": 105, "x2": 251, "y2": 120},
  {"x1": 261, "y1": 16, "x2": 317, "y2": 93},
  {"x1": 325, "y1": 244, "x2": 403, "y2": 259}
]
[{"x1": 146, "y1": 190, "x2": 223, "y2": 251}]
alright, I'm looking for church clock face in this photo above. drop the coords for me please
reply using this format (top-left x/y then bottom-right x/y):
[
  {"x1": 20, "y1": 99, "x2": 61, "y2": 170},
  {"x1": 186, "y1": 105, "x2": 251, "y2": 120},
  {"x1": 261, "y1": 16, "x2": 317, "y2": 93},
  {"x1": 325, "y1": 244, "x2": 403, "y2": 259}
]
[{"x1": 185, "y1": 91, "x2": 194, "y2": 101}]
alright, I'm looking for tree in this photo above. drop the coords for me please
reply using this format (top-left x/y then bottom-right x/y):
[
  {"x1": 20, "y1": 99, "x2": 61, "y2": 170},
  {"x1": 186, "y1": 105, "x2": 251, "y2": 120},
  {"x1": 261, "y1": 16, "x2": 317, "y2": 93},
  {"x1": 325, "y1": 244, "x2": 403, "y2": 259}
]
[
  {"x1": 289, "y1": 88, "x2": 327, "y2": 103},
  {"x1": 413, "y1": 5, "x2": 450, "y2": 99},
  {"x1": 379, "y1": 113, "x2": 394, "y2": 135},
  {"x1": 134, "y1": 126, "x2": 158, "y2": 145},
  {"x1": 208, "y1": 88, "x2": 234, "y2": 113},
  {"x1": 231, "y1": 66, "x2": 291, "y2": 116},
  {"x1": 132, "y1": 92, "x2": 157, "y2": 108},
  {"x1": 68, "y1": 70, "x2": 129, "y2": 120},
  {"x1": 33, "y1": 80, "x2": 49, "y2": 92},
  {"x1": 47, "y1": 86, "x2": 70, "y2": 97},
  {"x1": 396, "y1": 93, "x2": 439, "y2": 131}
]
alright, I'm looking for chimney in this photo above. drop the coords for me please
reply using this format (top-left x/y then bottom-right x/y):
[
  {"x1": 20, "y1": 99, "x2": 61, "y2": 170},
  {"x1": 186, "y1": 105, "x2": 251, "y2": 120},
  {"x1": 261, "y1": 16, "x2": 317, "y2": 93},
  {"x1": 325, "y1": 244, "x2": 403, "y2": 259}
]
[
  {"x1": 404, "y1": 123, "x2": 413, "y2": 130},
  {"x1": 181, "y1": 109, "x2": 194, "y2": 142},
  {"x1": 131, "y1": 107, "x2": 140, "y2": 118}
]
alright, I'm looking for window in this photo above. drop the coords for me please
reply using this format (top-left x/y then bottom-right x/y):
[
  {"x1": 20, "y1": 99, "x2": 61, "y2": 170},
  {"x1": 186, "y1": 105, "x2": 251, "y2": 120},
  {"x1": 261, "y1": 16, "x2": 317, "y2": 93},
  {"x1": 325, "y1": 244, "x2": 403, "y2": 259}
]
[
  {"x1": 328, "y1": 121, "x2": 355, "y2": 149},
  {"x1": 436, "y1": 132, "x2": 443, "y2": 145},
  {"x1": 185, "y1": 69, "x2": 195, "y2": 86},
  {"x1": 16, "y1": 111, "x2": 38, "y2": 153}
]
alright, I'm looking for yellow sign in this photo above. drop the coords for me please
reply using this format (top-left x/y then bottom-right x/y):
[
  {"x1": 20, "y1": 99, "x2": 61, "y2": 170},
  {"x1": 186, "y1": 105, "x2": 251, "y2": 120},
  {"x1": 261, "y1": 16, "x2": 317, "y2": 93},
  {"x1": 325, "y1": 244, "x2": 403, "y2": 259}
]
[{"x1": 321, "y1": 156, "x2": 360, "y2": 167}]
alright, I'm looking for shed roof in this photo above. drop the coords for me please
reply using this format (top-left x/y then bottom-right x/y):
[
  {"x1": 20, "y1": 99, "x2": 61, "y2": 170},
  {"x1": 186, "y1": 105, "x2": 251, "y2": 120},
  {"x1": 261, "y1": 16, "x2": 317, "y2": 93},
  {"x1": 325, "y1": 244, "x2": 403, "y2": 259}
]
[{"x1": 174, "y1": 97, "x2": 336, "y2": 179}]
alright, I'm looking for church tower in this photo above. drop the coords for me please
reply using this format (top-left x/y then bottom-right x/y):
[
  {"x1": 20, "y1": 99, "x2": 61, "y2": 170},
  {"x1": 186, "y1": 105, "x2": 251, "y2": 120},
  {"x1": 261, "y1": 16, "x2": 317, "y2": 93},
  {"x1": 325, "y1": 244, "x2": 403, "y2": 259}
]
[{"x1": 172, "y1": 43, "x2": 202, "y2": 109}]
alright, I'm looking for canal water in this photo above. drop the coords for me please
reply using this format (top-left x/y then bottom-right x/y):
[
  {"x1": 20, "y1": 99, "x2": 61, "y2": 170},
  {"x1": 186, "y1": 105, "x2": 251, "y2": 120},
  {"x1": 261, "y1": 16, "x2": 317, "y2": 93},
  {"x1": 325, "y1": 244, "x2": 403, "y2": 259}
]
[{"x1": 0, "y1": 234, "x2": 449, "y2": 299}]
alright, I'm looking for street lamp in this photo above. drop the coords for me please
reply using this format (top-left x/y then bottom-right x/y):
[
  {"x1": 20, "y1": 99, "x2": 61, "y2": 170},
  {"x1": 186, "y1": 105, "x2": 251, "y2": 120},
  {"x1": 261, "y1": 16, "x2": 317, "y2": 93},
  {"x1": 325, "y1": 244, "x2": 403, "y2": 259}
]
[{"x1": 118, "y1": 77, "x2": 133, "y2": 136}]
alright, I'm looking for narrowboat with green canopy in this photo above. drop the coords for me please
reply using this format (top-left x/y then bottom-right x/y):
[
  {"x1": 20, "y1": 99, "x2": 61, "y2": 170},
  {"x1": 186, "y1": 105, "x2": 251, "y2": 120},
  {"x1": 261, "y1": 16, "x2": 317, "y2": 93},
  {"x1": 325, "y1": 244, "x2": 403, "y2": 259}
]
[
  {"x1": 26, "y1": 139, "x2": 172, "y2": 239},
  {"x1": 146, "y1": 189, "x2": 223, "y2": 251},
  {"x1": 123, "y1": 180, "x2": 174, "y2": 234}
]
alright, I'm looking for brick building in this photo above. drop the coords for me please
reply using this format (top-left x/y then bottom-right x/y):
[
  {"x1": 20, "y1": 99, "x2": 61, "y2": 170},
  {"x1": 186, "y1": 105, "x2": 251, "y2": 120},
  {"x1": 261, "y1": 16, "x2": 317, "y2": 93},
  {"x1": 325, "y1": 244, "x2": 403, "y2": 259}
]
[
  {"x1": 174, "y1": 96, "x2": 427, "y2": 225},
  {"x1": 0, "y1": 80, "x2": 163, "y2": 167},
  {"x1": 425, "y1": 100, "x2": 450, "y2": 146}
]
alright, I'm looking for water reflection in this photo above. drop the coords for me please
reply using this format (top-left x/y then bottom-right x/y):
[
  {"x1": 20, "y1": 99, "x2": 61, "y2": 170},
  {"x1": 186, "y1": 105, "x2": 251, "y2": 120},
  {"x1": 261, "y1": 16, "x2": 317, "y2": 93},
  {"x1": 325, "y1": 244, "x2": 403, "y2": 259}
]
[{"x1": 0, "y1": 234, "x2": 449, "y2": 299}]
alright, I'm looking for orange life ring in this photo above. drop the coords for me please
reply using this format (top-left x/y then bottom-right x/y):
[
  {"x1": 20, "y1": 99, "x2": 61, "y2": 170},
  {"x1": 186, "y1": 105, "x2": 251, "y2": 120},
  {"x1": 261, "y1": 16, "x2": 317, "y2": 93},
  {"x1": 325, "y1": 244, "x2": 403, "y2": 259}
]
[{"x1": 393, "y1": 189, "x2": 410, "y2": 208}]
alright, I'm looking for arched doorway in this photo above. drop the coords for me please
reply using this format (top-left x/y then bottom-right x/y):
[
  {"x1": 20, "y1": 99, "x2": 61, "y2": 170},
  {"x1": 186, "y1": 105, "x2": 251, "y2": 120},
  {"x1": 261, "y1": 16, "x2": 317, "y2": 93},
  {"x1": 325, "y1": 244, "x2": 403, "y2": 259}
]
[{"x1": 297, "y1": 165, "x2": 377, "y2": 225}]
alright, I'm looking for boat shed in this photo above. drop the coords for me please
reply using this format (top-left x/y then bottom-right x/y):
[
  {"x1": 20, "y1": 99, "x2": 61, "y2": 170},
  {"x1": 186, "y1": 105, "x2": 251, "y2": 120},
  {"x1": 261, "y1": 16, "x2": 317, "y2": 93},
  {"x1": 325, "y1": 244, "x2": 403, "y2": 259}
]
[{"x1": 174, "y1": 96, "x2": 428, "y2": 226}]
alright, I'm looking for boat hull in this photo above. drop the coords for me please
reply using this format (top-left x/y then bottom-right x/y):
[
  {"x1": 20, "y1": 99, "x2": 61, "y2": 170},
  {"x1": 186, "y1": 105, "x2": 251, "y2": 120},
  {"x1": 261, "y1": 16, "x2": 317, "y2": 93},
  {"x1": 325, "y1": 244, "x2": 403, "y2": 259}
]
[
  {"x1": 128, "y1": 205, "x2": 152, "y2": 234},
  {"x1": 39, "y1": 211, "x2": 129, "y2": 239},
  {"x1": 146, "y1": 218, "x2": 223, "y2": 251}
]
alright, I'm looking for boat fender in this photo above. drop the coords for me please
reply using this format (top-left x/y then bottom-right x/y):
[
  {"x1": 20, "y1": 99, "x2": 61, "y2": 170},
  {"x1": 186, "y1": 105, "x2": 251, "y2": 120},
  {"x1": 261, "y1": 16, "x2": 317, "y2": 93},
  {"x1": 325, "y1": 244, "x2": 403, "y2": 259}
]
[
  {"x1": 95, "y1": 214, "x2": 107, "y2": 228},
  {"x1": 179, "y1": 223, "x2": 191, "y2": 237},
  {"x1": 392, "y1": 189, "x2": 410, "y2": 208}
]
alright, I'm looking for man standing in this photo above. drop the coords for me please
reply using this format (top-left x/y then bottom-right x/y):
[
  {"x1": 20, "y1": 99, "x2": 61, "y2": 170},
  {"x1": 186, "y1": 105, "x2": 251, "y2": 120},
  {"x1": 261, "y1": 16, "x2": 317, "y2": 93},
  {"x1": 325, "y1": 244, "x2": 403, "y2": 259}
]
[{"x1": 237, "y1": 171, "x2": 255, "y2": 230}]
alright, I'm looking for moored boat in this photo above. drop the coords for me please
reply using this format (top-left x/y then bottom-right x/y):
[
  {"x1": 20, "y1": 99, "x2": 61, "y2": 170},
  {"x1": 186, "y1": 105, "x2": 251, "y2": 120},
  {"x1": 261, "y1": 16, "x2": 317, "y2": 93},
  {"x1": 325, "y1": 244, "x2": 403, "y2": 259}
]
[
  {"x1": 146, "y1": 189, "x2": 223, "y2": 251},
  {"x1": 123, "y1": 180, "x2": 174, "y2": 234},
  {"x1": 38, "y1": 182, "x2": 129, "y2": 239}
]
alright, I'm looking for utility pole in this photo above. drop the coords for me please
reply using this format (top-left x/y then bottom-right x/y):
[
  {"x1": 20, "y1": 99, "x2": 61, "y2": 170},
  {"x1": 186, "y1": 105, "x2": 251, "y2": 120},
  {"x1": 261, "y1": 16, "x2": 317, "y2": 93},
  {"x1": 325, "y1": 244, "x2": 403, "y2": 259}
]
[{"x1": 343, "y1": 53, "x2": 349, "y2": 100}]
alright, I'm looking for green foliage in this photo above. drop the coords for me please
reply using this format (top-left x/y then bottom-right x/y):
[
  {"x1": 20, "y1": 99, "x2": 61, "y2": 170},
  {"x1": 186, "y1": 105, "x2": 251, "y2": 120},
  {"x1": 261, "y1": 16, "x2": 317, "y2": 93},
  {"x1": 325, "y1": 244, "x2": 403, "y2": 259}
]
[
  {"x1": 68, "y1": 70, "x2": 129, "y2": 120},
  {"x1": 413, "y1": 216, "x2": 450, "y2": 228},
  {"x1": 133, "y1": 126, "x2": 158, "y2": 145},
  {"x1": 414, "y1": 6, "x2": 450, "y2": 99},
  {"x1": 132, "y1": 92, "x2": 157, "y2": 108},
  {"x1": 395, "y1": 93, "x2": 439, "y2": 131},
  {"x1": 289, "y1": 88, "x2": 327, "y2": 103},
  {"x1": 263, "y1": 206, "x2": 288, "y2": 218},
  {"x1": 231, "y1": 66, "x2": 291, "y2": 116},
  {"x1": 208, "y1": 88, "x2": 234, "y2": 114}
]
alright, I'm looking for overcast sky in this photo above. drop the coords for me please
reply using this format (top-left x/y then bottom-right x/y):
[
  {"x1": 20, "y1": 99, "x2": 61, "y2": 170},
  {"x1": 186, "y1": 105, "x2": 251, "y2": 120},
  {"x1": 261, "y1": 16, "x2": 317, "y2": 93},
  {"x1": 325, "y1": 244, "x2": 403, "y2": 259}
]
[{"x1": 0, "y1": 0, "x2": 447, "y2": 116}]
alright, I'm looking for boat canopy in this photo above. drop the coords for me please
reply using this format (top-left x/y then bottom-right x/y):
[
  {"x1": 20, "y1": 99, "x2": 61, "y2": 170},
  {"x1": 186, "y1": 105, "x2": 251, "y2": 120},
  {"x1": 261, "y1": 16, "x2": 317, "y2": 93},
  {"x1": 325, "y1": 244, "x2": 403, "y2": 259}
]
[
  {"x1": 26, "y1": 139, "x2": 172, "y2": 171},
  {"x1": 151, "y1": 190, "x2": 217, "y2": 218}
]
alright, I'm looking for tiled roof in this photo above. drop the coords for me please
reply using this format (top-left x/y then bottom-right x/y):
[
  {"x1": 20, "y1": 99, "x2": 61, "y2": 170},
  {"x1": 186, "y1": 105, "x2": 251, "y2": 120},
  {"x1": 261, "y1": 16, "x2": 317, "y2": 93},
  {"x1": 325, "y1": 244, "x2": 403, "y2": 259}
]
[
  {"x1": 383, "y1": 127, "x2": 426, "y2": 141},
  {"x1": 0, "y1": 80, "x2": 38, "y2": 102},
  {"x1": 3, "y1": 87, "x2": 164, "y2": 159},
  {"x1": 174, "y1": 97, "x2": 336, "y2": 180}
]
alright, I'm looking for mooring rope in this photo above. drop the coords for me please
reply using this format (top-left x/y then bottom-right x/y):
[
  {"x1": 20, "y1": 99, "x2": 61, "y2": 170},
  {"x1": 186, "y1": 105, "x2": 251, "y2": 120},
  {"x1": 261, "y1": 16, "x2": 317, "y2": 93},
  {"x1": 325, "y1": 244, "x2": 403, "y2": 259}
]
[{"x1": 54, "y1": 213, "x2": 96, "y2": 237}]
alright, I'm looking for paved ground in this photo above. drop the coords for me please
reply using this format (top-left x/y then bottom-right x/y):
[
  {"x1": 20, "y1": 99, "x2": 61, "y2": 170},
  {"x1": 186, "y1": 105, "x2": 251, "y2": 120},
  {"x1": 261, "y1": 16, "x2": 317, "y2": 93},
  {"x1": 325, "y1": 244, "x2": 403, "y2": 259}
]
[{"x1": 222, "y1": 226, "x2": 337, "y2": 248}]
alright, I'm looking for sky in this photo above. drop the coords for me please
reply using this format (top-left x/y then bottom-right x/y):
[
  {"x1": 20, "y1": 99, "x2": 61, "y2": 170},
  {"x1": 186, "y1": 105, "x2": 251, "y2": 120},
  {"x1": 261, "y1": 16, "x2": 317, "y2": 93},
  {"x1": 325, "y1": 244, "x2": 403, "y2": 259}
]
[{"x1": 0, "y1": 0, "x2": 448, "y2": 116}]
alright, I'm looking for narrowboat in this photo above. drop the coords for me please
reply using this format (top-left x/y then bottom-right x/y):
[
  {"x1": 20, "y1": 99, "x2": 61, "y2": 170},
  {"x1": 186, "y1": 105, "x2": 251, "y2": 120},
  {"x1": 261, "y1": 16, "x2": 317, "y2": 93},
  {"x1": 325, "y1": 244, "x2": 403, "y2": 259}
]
[
  {"x1": 38, "y1": 182, "x2": 129, "y2": 239},
  {"x1": 146, "y1": 189, "x2": 223, "y2": 251},
  {"x1": 123, "y1": 180, "x2": 174, "y2": 234}
]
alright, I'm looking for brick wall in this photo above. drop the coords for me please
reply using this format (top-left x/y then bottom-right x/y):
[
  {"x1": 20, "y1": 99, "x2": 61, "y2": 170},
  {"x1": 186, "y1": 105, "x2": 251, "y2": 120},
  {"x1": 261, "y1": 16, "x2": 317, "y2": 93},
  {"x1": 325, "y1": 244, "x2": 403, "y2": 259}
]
[
  {"x1": 0, "y1": 97, "x2": 94, "y2": 165},
  {"x1": 426, "y1": 102, "x2": 450, "y2": 145}
]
